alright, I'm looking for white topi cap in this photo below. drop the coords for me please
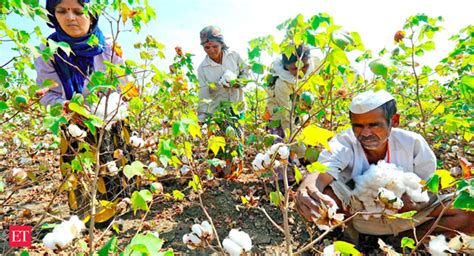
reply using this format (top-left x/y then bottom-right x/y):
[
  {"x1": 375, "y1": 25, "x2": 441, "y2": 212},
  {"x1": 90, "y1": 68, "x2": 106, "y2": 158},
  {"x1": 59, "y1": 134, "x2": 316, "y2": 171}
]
[{"x1": 349, "y1": 89, "x2": 394, "y2": 114}]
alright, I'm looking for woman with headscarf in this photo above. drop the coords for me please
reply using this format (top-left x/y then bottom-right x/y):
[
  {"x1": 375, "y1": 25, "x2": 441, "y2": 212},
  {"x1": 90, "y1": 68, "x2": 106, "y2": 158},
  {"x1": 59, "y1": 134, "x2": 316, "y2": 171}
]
[
  {"x1": 35, "y1": 0, "x2": 135, "y2": 216},
  {"x1": 197, "y1": 25, "x2": 249, "y2": 178}
]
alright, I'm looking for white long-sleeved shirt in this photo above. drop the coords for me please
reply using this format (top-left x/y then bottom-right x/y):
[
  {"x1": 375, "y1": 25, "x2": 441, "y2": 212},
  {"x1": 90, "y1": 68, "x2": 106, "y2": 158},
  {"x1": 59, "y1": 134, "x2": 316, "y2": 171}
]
[
  {"x1": 196, "y1": 50, "x2": 249, "y2": 122},
  {"x1": 319, "y1": 128, "x2": 437, "y2": 183}
]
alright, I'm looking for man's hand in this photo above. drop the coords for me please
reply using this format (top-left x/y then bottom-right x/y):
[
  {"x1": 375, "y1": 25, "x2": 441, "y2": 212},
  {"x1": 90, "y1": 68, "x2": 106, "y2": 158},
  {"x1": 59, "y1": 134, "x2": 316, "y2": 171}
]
[
  {"x1": 398, "y1": 193, "x2": 429, "y2": 213},
  {"x1": 295, "y1": 173, "x2": 336, "y2": 222}
]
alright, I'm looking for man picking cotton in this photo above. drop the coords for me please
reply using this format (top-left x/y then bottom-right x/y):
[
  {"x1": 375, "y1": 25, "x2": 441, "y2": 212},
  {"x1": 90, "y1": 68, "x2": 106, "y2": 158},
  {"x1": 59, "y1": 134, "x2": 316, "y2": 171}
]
[{"x1": 296, "y1": 89, "x2": 473, "y2": 238}]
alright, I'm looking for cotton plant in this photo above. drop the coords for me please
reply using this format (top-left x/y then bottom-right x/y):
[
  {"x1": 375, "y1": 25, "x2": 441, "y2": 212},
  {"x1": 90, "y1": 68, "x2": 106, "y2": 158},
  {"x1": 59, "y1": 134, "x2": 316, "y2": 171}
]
[
  {"x1": 182, "y1": 220, "x2": 214, "y2": 249},
  {"x1": 42, "y1": 216, "x2": 85, "y2": 250},
  {"x1": 90, "y1": 92, "x2": 128, "y2": 129},
  {"x1": 352, "y1": 161, "x2": 429, "y2": 219},
  {"x1": 251, "y1": 143, "x2": 290, "y2": 171},
  {"x1": 222, "y1": 229, "x2": 252, "y2": 256},
  {"x1": 311, "y1": 201, "x2": 345, "y2": 231},
  {"x1": 218, "y1": 70, "x2": 237, "y2": 87}
]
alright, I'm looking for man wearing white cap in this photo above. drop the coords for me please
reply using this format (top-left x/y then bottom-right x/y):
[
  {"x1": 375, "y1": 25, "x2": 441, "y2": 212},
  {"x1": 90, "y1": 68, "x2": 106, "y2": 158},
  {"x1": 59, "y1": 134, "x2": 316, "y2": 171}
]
[{"x1": 296, "y1": 89, "x2": 473, "y2": 238}]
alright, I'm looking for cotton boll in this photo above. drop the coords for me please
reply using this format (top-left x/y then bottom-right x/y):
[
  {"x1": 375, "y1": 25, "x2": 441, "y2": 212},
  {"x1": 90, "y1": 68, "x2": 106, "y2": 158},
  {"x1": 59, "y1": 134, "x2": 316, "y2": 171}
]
[
  {"x1": 106, "y1": 161, "x2": 118, "y2": 175},
  {"x1": 223, "y1": 238, "x2": 243, "y2": 256},
  {"x1": 182, "y1": 233, "x2": 202, "y2": 249},
  {"x1": 68, "y1": 216, "x2": 85, "y2": 237},
  {"x1": 428, "y1": 235, "x2": 455, "y2": 256},
  {"x1": 151, "y1": 167, "x2": 165, "y2": 176},
  {"x1": 191, "y1": 224, "x2": 204, "y2": 238},
  {"x1": 67, "y1": 124, "x2": 86, "y2": 139},
  {"x1": 263, "y1": 153, "x2": 272, "y2": 167},
  {"x1": 228, "y1": 229, "x2": 252, "y2": 252},
  {"x1": 43, "y1": 230, "x2": 74, "y2": 250},
  {"x1": 269, "y1": 143, "x2": 283, "y2": 155},
  {"x1": 181, "y1": 165, "x2": 190, "y2": 175},
  {"x1": 273, "y1": 160, "x2": 281, "y2": 168},
  {"x1": 323, "y1": 244, "x2": 339, "y2": 256},
  {"x1": 130, "y1": 135, "x2": 145, "y2": 148},
  {"x1": 92, "y1": 92, "x2": 128, "y2": 125},
  {"x1": 277, "y1": 145, "x2": 290, "y2": 160},
  {"x1": 12, "y1": 167, "x2": 27, "y2": 181},
  {"x1": 201, "y1": 221, "x2": 213, "y2": 235},
  {"x1": 252, "y1": 153, "x2": 265, "y2": 170},
  {"x1": 448, "y1": 234, "x2": 474, "y2": 253}
]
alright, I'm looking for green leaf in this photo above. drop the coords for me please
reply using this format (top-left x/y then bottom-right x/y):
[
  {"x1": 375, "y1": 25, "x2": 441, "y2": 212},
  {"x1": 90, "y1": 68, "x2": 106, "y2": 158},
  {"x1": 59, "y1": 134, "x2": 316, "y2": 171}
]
[
  {"x1": 461, "y1": 75, "x2": 474, "y2": 89},
  {"x1": 97, "y1": 236, "x2": 118, "y2": 256},
  {"x1": 124, "y1": 161, "x2": 145, "y2": 180},
  {"x1": 172, "y1": 190, "x2": 185, "y2": 200},
  {"x1": 0, "y1": 101, "x2": 8, "y2": 111},
  {"x1": 401, "y1": 237, "x2": 415, "y2": 249},
  {"x1": 269, "y1": 191, "x2": 283, "y2": 206},
  {"x1": 425, "y1": 174, "x2": 440, "y2": 194},
  {"x1": 333, "y1": 241, "x2": 361, "y2": 255},
  {"x1": 306, "y1": 161, "x2": 329, "y2": 173},
  {"x1": 0, "y1": 68, "x2": 8, "y2": 85},
  {"x1": 251, "y1": 63, "x2": 265, "y2": 74},
  {"x1": 188, "y1": 174, "x2": 202, "y2": 191},
  {"x1": 393, "y1": 210, "x2": 417, "y2": 219},
  {"x1": 19, "y1": 250, "x2": 29, "y2": 256},
  {"x1": 122, "y1": 233, "x2": 163, "y2": 256},
  {"x1": 131, "y1": 189, "x2": 153, "y2": 214},
  {"x1": 207, "y1": 136, "x2": 226, "y2": 155},
  {"x1": 369, "y1": 59, "x2": 388, "y2": 78},
  {"x1": 294, "y1": 166, "x2": 303, "y2": 184}
]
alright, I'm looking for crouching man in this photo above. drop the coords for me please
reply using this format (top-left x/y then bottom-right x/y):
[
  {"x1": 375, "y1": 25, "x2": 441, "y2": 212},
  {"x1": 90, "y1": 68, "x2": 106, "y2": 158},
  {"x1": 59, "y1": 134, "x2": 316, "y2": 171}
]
[{"x1": 296, "y1": 89, "x2": 473, "y2": 238}]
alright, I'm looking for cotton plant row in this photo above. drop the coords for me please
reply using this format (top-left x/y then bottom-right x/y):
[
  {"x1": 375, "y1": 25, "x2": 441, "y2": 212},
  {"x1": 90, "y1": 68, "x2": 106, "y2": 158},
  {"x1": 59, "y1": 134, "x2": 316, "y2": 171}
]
[
  {"x1": 251, "y1": 143, "x2": 290, "y2": 171},
  {"x1": 352, "y1": 161, "x2": 429, "y2": 219},
  {"x1": 182, "y1": 221, "x2": 252, "y2": 255},
  {"x1": 42, "y1": 216, "x2": 85, "y2": 250}
]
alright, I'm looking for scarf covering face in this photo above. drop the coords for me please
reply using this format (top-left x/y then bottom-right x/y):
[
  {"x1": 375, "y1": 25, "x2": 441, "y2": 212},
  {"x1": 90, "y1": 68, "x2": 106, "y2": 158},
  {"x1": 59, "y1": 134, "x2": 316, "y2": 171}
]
[
  {"x1": 46, "y1": 0, "x2": 105, "y2": 100},
  {"x1": 200, "y1": 25, "x2": 228, "y2": 50}
]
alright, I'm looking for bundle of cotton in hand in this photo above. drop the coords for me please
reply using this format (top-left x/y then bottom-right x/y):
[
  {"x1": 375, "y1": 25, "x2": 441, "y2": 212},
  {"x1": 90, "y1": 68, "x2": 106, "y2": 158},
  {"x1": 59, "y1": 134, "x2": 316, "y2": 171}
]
[
  {"x1": 90, "y1": 92, "x2": 128, "y2": 129},
  {"x1": 42, "y1": 215, "x2": 85, "y2": 250},
  {"x1": 218, "y1": 70, "x2": 237, "y2": 87},
  {"x1": 352, "y1": 161, "x2": 429, "y2": 219}
]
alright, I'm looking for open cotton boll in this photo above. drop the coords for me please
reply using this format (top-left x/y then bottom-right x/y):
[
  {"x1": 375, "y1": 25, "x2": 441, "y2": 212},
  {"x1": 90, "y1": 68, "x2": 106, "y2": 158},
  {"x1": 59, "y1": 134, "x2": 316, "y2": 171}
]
[
  {"x1": 223, "y1": 238, "x2": 243, "y2": 256},
  {"x1": 130, "y1": 135, "x2": 145, "y2": 148},
  {"x1": 67, "y1": 215, "x2": 85, "y2": 237},
  {"x1": 428, "y1": 235, "x2": 455, "y2": 256},
  {"x1": 263, "y1": 153, "x2": 272, "y2": 167},
  {"x1": 323, "y1": 244, "x2": 337, "y2": 256},
  {"x1": 200, "y1": 221, "x2": 213, "y2": 235},
  {"x1": 269, "y1": 143, "x2": 284, "y2": 155},
  {"x1": 277, "y1": 145, "x2": 290, "y2": 160},
  {"x1": 43, "y1": 232, "x2": 74, "y2": 250},
  {"x1": 182, "y1": 233, "x2": 202, "y2": 249},
  {"x1": 448, "y1": 233, "x2": 474, "y2": 252},
  {"x1": 191, "y1": 224, "x2": 205, "y2": 238},
  {"x1": 12, "y1": 167, "x2": 27, "y2": 181},
  {"x1": 106, "y1": 161, "x2": 118, "y2": 175},
  {"x1": 92, "y1": 92, "x2": 128, "y2": 123},
  {"x1": 406, "y1": 188, "x2": 429, "y2": 203},
  {"x1": 181, "y1": 165, "x2": 190, "y2": 175},
  {"x1": 67, "y1": 124, "x2": 86, "y2": 139},
  {"x1": 228, "y1": 229, "x2": 252, "y2": 252},
  {"x1": 252, "y1": 153, "x2": 265, "y2": 170}
]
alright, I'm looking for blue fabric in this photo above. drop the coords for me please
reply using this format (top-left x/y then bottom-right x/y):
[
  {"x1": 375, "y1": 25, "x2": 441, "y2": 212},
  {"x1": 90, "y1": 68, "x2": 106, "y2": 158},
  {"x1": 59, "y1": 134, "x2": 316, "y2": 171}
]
[{"x1": 46, "y1": 0, "x2": 105, "y2": 100}]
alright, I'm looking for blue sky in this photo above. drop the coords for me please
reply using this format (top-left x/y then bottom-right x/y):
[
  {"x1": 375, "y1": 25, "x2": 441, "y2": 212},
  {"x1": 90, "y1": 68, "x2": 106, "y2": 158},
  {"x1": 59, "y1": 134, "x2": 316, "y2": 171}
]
[{"x1": 3, "y1": 0, "x2": 473, "y2": 73}]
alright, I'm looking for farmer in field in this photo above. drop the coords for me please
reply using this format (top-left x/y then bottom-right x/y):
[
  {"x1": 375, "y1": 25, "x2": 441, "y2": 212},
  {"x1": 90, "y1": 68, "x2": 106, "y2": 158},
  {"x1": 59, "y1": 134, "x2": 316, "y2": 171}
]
[
  {"x1": 197, "y1": 25, "x2": 249, "y2": 178},
  {"x1": 35, "y1": 0, "x2": 135, "y2": 216},
  {"x1": 295, "y1": 89, "x2": 474, "y2": 238},
  {"x1": 265, "y1": 45, "x2": 321, "y2": 178}
]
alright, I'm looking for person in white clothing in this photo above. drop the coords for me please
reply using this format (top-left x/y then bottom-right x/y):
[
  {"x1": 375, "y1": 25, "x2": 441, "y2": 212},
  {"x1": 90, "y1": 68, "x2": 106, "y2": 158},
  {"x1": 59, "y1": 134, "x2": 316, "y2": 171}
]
[
  {"x1": 197, "y1": 25, "x2": 249, "y2": 122},
  {"x1": 296, "y1": 89, "x2": 473, "y2": 237},
  {"x1": 197, "y1": 25, "x2": 249, "y2": 178}
]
